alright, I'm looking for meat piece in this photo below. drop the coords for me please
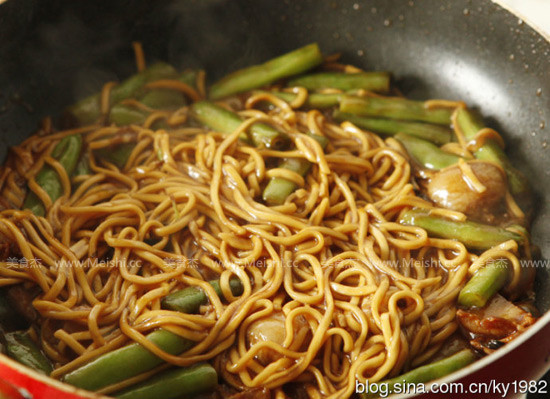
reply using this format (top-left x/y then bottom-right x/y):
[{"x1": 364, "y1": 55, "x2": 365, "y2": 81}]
[
  {"x1": 457, "y1": 294, "x2": 536, "y2": 354},
  {"x1": 427, "y1": 161, "x2": 507, "y2": 221},
  {"x1": 5, "y1": 284, "x2": 40, "y2": 324}
]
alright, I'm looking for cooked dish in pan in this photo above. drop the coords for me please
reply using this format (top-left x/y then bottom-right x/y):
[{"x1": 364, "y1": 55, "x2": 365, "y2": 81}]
[{"x1": 0, "y1": 43, "x2": 538, "y2": 398}]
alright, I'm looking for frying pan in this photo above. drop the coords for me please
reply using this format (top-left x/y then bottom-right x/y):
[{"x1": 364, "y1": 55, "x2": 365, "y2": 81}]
[{"x1": 0, "y1": 0, "x2": 549, "y2": 398}]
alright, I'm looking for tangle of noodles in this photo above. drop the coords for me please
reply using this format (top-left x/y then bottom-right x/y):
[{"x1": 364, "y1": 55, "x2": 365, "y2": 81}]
[{"x1": 0, "y1": 57, "x2": 534, "y2": 399}]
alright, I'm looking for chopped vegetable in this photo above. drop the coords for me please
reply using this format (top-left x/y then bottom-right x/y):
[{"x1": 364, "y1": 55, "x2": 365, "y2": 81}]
[
  {"x1": 360, "y1": 349, "x2": 477, "y2": 398},
  {"x1": 62, "y1": 329, "x2": 193, "y2": 391},
  {"x1": 287, "y1": 71, "x2": 390, "y2": 93},
  {"x1": 209, "y1": 43, "x2": 323, "y2": 100},
  {"x1": 399, "y1": 209, "x2": 523, "y2": 250},
  {"x1": 340, "y1": 95, "x2": 454, "y2": 125},
  {"x1": 161, "y1": 278, "x2": 244, "y2": 314},
  {"x1": 23, "y1": 134, "x2": 83, "y2": 216},
  {"x1": 3, "y1": 331, "x2": 53, "y2": 375},
  {"x1": 191, "y1": 101, "x2": 289, "y2": 149},
  {"x1": 66, "y1": 62, "x2": 178, "y2": 126},
  {"x1": 114, "y1": 363, "x2": 217, "y2": 399},
  {"x1": 395, "y1": 133, "x2": 460, "y2": 170},
  {"x1": 334, "y1": 111, "x2": 452, "y2": 144},
  {"x1": 458, "y1": 259, "x2": 510, "y2": 308}
]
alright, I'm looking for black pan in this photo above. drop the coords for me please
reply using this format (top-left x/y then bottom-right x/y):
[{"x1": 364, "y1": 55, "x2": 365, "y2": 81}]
[{"x1": 0, "y1": 1, "x2": 549, "y2": 398}]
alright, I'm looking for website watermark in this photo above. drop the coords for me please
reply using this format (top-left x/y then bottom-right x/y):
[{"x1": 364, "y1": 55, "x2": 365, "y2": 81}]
[
  {"x1": 356, "y1": 379, "x2": 548, "y2": 398},
  {"x1": 2, "y1": 256, "x2": 550, "y2": 271}
]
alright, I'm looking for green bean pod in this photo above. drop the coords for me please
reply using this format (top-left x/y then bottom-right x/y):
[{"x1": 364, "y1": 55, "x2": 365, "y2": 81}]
[
  {"x1": 458, "y1": 259, "x2": 510, "y2": 308},
  {"x1": 23, "y1": 134, "x2": 83, "y2": 216},
  {"x1": 288, "y1": 71, "x2": 390, "y2": 93},
  {"x1": 114, "y1": 363, "x2": 217, "y2": 399},
  {"x1": 3, "y1": 331, "x2": 52, "y2": 375},
  {"x1": 339, "y1": 95, "x2": 454, "y2": 125},
  {"x1": 455, "y1": 107, "x2": 530, "y2": 204},
  {"x1": 161, "y1": 278, "x2": 244, "y2": 314},
  {"x1": 191, "y1": 101, "x2": 289, "y2": 149},
  {"x1": 360, "y1": 349, "x2": 477, "y2": 398},
  {"x1": 209, "y1": 43, "x2": 323, "y2": 100},
  {"x1": 66, "y1": 62, "x2": 178, "y2": 126},
  {"x1": 62, "y1": 329, "x2": 193, "y2": 391},
  {"x1": 334, "y1": 111, "x2": 452, "y2": 145},
  {"x1": 255, "y1": 90, "x2": 342, "y2": 109},
  {"x1": 395, "y1": 133, "x2": 460, "y2": 170},
  {"x1": 399, "y1": 209, "x2": 524, "y2": 251}
]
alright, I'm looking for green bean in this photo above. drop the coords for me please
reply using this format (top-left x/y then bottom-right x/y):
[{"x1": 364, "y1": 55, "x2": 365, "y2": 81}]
[
  {"x1": 108, "y1": 90, "x2": 184, "y2": 127},
  {"x1": 95, "y1": 142, "x2": 135, "y2": 169},
  {"x1": 395, "y1": 133, "x2": 460, "y2": 170},
  {"x1": 191, "y1": 101, "x2": 289, "y2": 149},
  {"x1": 399, "y1": 209, "x2": 523, "y2": 251},
  {"x1": 458, "y1": 259, "x2": 509, "y2": 308},
  {"x1": 209, "y1": 43, "x2": 323, "y2": 100},
  {"x1": 177, "y1": 69, "x2": 200, "y2": 88},
  {"x1": 288, "y1": 72, "x2": 390, "y2": 93},
  {"x1": 255, "y1": 90, "x2": 342, "y2": 109},
  {"x1": 114, "y1": 363, "x2": 217, "y2": 399},
  {"x1": 455, "y1": 107, "x2": 530, "y2": 202},
  {"x1": 339, "y1": 95, "x2": 454, "y2": 125},
  {"x1": 3, "y1": 331, "x2": 52, "y2": 375},
  {"x1": 161, "y1": 278, "x2": 244, "y2": 314},
  {"x1": 140, "y1": 90, "x2": 185, "y2": 110},
  {"x1": 73, "y1": 153, "x2": 91, "y2": 177},
  {"x1": 109, "y1": 105, "x2": 149, "y2": 126},
  {"x1": 66, "y1": 62, "x2": 178, "y2": 126},
  {"x1": 110, "y1": 70, "x2": 193, "y2": 127},
  {"x1": 64, "y1": 276, "x2": 239, "y2": 391},
  {"x1": 360, "y1": 349, "x2": 477, "y2": 398},
  {"x1": 62, "y1": 329, "x2": 193, "y2": 391},
  {"x1": 334, "y1": 111, "x2": 452, "y2": 145},
  {"x1": 262, "y1": 134, "x2": 328, "y2": 205},
  {"x1": 23, "y1": 134, "x2": 83, "y2": 216}
]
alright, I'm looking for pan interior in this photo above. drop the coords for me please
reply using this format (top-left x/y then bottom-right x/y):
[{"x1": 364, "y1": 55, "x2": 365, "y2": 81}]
[{"x1": 0, "y1": 0, "x2": 549, "y2": 311}]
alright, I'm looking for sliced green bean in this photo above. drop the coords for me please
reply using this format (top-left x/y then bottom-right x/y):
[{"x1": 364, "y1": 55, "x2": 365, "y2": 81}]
[
  {"x1": 109, "y1": 105, "x2": 148, "y2": 126},
  {"x1": 62, "y1": 329, "x2": 193, "y2": 391},
  {"x1": 3, "y1": 331, "x2": 52, "y2": 375},
  {"x1": 262, "y1": 134, "x2": 328, "y2": 205},
  {"x1": 114, "y1": 363, "x2": 217, "y2": 399},
  {"x1": 209, "y1": 43, "x2": 323, "y2": 100},
  {"x1": 64, "y1": 276, "x2": 241, "y2": 391},
  {"x1": 360, "y1": 349, "x2": 477, "y2": 398},
  {"x1": 458, "y1": 259, "x2": 509, "y2": 308},
  {"x1": 288, "y1": 72, "x2": 390, "y2": 93},
  {"x1": 110, "y1": 70, "x2": 193, "y2": 127},
  {"x1": 178, "y1": 69, "x2": 200, "y2": 88},
  {"x1": 255, "y1": 90, "x2": 342, "y2": 109},
  {"x1": 66, "y1": 62, "x2": 178, "y2": 126},
  {"x1": 395, "y1": 133, "x2": 460, "y2": 170},
  {"x1": 161, "y1": 278, "x2": 244, "y2": 314},
  {"x1": 339, "y1": 95, "x2": 454, "y2": 125},
  {"x1": 399, "y1": 209, "x2": 523, "y2": 251},
  {"x1": 191, "y1": 101, "x2": 289, "y2": 149},
  {"x1": 334, "y1": 111, "x2": 452, "y2": 145},
  {"x1": 94, "y1": 142, "x2": 136, "y2": 169},
  {"x1": 73, "y1": 152, "x2": 91, "y2": 177},
  {"x1": 109, "y1": 91, "x2": 184, "y2": 127},
  {"x1": 455, "y1": 107, "x2": 530, "y2": 202},
  {"x1": 23, "y1": 134, "x2": 83, "y2": 216}
]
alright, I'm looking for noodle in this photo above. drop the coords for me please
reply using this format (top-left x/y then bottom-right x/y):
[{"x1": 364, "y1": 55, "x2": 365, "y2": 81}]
[{"x1": 0, "y1": 51, "x2": 535, "y2": 399}]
